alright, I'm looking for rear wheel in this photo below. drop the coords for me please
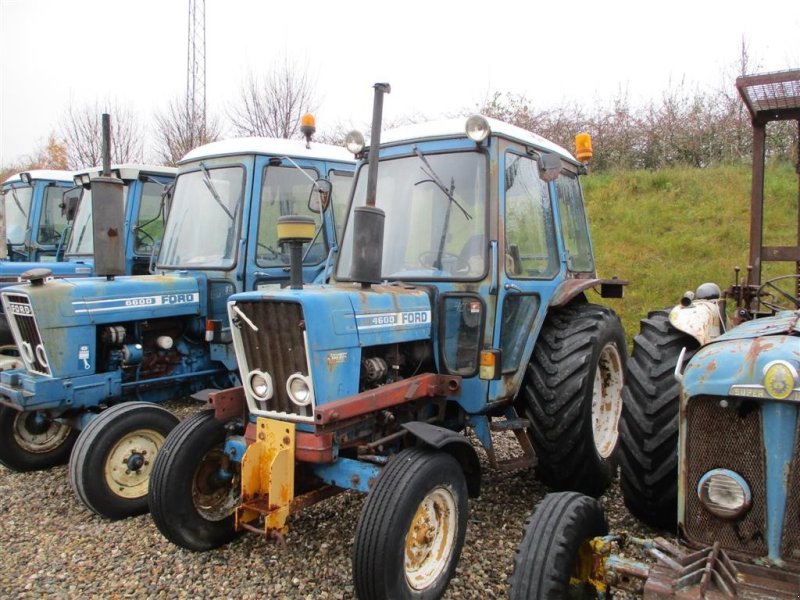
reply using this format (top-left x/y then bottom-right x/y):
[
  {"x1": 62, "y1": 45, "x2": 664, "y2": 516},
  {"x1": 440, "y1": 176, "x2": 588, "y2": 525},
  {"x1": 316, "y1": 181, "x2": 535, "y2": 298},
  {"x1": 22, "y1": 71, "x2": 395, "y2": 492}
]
[
  {"x1": 618, "y1": 309, "x2": 698, "y2": 529},
  {"x1": 0, "y1": 405, "x2": 78, "y2": 471},
  {"x1": 517, "y1": 303, "x2": 626, "y2": 497},
  {"x1": 509, "y1": 491, "x2": 607, "y2": 600},
  {"x1": 69, "y1": 402, "x2": 179, "y2": 519},
  {"x1": 149, "y1": 410, "x2": 241, "y2": 551},
  {"x1": 352, "y1": 447, "x2": 468, "y2": 600}
]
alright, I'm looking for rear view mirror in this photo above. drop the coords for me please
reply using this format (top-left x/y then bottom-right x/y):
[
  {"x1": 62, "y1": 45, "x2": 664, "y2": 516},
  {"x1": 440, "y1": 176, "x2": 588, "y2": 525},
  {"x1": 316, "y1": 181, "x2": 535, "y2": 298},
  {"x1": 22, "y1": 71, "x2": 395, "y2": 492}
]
[
  {"x1": 538, "y1": 152, "x2": 561, "y2": 182},
  {"x1": 308, "y1": 178, "x2": 332, "y2": 213}
]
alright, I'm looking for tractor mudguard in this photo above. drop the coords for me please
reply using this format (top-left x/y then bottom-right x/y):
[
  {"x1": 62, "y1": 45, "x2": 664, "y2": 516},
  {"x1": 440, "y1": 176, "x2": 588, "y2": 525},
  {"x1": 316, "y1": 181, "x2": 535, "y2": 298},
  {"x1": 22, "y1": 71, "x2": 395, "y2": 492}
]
[
  {"x1": 549, "y1": 278, "x2": 627, "y2": 307},
  {"x1": 401, "y1": 421, "x2": 480, "y2": 497},
  {"x1": 668, "y1": 299, "x2": 723, "y2": 347}
]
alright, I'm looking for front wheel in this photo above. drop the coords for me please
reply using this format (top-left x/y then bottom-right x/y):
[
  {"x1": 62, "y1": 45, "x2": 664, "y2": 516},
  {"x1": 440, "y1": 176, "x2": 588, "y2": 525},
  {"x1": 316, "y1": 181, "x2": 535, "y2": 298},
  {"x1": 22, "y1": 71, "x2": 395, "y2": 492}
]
[
  {"x1": 69, "y1": 402, "x2": 179, "y2": 519},
  {"x1": 352, "y1": 447, "x2": 468, "y2": 600},
  {"x1": 148, "y1": 410, "x2": 241, "y2": 551},
  {"x1": 509, "y1": 492, "x2": 607, "y2": 600},
  {"x1": 0, "y1": 406, "x2": 78, "y2": 471},
  {"x1": 517, "y1": 303, "x2": 627, "y2": 497}
]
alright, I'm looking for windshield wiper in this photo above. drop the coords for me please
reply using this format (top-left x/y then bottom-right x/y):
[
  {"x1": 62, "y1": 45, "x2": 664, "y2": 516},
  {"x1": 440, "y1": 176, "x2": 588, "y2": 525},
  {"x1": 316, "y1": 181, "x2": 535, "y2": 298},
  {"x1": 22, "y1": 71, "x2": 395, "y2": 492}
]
[
  {"x1": 413, "y1": 147, "x2": 471, "y2": 221},
  {"x1": 199, "y1": 163, "x2": 234, "y2": 220},
  {"x1": 9, "y1": 187, "x2": 27, "y2": 218}
]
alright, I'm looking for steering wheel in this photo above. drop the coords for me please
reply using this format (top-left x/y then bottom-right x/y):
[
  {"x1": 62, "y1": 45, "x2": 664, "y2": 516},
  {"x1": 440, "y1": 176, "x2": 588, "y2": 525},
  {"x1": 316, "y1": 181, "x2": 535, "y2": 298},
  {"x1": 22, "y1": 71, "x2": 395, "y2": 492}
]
[
  {"x1": 756, "y1": 274, "x2": 800, "y2": 313},
  {"x1": 418, "y1": 251, "x2": 463, "y2": 272}
]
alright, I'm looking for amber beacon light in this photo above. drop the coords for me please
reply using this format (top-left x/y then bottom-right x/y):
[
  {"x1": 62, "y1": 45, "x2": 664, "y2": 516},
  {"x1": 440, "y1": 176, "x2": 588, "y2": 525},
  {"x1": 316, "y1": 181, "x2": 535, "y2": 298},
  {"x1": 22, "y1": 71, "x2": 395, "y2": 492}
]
[{"x1": 575, "y1": 132, "x2": 593, "y2": 163}]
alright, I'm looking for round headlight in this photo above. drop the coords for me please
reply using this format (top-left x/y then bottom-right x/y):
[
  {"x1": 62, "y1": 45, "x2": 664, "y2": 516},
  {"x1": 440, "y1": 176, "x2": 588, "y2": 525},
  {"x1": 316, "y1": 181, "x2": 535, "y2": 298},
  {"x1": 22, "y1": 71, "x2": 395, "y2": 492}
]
[
  {"x1": 286, "y1": 373, "x2": 313, "y2": 407},
  {"x1": 763, "y1": 360, "x2": 797, "y2": 400},
  {"x1": 465, "y1": 115, "x2": 490, "y2": 143},
  {"x1": 697, "y1": 469, "x2": 751, "y2": 519},
  {"x1": 248, "y1": 370, "x2": 273, "y2": 401},
  {"x1": 345, "y1": 130, "x2": 366, "y2": 155}
]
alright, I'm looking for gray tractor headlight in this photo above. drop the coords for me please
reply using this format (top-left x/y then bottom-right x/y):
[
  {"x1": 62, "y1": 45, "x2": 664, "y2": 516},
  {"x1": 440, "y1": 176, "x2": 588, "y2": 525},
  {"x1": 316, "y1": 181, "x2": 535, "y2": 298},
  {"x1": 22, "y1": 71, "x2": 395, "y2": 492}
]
[
  {"x1": 697, "y1": 469, "x2": 751, "y2": 519},
  {"x1": 286, "y1": 373, "x2": 313, "y2": 407},
  {"x1": 248, "y1": 370, "x2": 273, "y2": 401}
]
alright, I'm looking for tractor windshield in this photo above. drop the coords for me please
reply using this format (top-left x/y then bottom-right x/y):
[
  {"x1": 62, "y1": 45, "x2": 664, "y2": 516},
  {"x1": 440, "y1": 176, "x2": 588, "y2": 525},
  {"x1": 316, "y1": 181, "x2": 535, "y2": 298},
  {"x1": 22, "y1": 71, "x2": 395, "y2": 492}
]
[
  {"x1": 158, "y1": 165, "x2": 244, "y2": 270},
  {"x1": 4, "y1": 185, "x2": 32, "y2": 245},
  {"x1": 337, "y1": 151, "x2": 487, "y2": 280},
  {"x1": 65, "y1": 185, "x2": 130, "y2": 256}
]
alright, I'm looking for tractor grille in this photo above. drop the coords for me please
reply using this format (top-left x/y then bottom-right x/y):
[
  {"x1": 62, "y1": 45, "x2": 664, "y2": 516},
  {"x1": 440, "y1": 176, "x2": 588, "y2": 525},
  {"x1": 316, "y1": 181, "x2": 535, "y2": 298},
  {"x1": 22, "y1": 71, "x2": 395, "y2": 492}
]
[
  {"x1": 781, "y1": 418, "x2": 800, "y2": 561},
  {"x1": 684, "y1": 396, "x2": 767, "y2": 557},
  {"x1": 1, "y1": 293, "x2": 51, "y2": 376},
  {"x1": 234, "y1": 300, "x2": 311, "y2": 419}
]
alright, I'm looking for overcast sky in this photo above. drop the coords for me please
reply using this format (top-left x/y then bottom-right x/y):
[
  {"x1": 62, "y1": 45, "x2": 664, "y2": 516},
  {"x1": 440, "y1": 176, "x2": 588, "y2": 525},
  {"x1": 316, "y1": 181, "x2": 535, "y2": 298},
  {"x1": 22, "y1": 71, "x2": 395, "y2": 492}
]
[{"x1": 1, "y1": 0, "x2": 799, "y2": 168}]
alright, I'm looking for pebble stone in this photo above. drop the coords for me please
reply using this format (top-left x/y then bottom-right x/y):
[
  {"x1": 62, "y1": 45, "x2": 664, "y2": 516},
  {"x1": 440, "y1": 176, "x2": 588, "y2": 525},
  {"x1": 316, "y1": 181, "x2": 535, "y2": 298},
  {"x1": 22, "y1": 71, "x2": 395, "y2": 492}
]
[{"x1": 0, "y1": 398, "x2": 659, "y2": 599}]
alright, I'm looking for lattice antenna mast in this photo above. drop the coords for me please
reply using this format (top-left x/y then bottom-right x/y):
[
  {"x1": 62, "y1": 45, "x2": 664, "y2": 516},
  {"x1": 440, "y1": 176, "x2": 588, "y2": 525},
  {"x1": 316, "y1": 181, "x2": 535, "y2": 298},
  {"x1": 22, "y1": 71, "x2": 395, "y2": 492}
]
[{"x1": 186, "y1": 0, "x2": 206, "y2": 132}]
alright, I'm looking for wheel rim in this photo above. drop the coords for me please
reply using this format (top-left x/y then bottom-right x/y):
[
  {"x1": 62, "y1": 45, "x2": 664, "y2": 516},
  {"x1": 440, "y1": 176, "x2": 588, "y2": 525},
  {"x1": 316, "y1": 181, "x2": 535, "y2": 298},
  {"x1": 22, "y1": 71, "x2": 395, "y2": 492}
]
[
  {"x1": 103, "y1": 429, "x2": 165, "y2": 499},
  {"x1": 404, "y1": 485, "x2": 458, "y2": 591},
  {"x1": 591, "y1": 343, "x2": 624, "y2": 459},
  {"x1": 12, "y1": 411, "x2": 72, "y2": 453},
  {"x1": 192, "y1": 446, "x2": 240, "y2": 521}
]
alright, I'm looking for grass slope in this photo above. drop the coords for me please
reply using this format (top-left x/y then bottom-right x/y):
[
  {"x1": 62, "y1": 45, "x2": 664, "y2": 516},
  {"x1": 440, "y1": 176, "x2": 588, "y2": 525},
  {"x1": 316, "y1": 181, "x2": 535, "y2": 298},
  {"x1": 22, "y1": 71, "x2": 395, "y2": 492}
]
[{"x1": 582, "y1": 162, "x2": 797, "y2": 341}]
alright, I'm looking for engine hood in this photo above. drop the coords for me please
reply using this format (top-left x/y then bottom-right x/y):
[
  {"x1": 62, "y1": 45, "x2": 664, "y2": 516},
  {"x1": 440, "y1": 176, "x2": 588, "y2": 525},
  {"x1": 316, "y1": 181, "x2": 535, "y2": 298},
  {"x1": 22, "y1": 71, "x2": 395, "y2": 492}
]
[
  {"x1": 1, "y1": 272, "x2": 206, "y2": 329},
  {"x1": 682, "y1": 315, "x2": 800, "y2": 401}
]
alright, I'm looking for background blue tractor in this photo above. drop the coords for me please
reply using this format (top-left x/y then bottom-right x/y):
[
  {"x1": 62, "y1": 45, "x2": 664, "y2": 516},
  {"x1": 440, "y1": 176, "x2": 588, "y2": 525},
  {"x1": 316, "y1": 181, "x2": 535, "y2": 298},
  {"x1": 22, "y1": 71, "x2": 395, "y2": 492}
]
[
  {"x1": 509, "y1": 68, "x2": 800, "y2": 599},
  {"x1": 1, "y1": 170, "x2": 75, "y2": 263},
  {"x1": 0, "y1": 129, "x2": 354, "y2": 521},
  {"x1": 0, "y1": 164, "x2": 176, "y2": 350},
  {"x1": 149, "y1": 84, "x2": 627, "y2": 600}
]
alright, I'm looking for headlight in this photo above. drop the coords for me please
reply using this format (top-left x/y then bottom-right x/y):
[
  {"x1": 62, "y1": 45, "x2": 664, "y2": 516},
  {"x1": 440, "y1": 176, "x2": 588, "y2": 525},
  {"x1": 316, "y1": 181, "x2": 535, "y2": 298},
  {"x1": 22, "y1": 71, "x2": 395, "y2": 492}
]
[
  {"x1": 286, "y1": 373, "x2": 314, "y2": 407},
  {"x1": 697, "y1": 469, "x2": 751, "y2": 519},
  {"x1": 345, "y1": 130, "x2": 365, "y2": 155},
  {"x1": 248, "y1": 370, "x2": 273, "y2": 401},
  {"x1": 763, "y1": 360, "x2": 798, "y2": 400},
  {"x1": 465, "y1": 115, "x2": 490, "y2": 143}
]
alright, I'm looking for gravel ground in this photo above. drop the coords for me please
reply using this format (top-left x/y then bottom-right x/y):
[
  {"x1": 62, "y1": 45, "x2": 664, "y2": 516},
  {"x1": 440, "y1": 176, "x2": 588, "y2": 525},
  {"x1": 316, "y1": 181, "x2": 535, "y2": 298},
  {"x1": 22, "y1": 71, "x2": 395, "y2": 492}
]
[{"x1": 0, "y1": 399, "x2": 662, "y2": 599}]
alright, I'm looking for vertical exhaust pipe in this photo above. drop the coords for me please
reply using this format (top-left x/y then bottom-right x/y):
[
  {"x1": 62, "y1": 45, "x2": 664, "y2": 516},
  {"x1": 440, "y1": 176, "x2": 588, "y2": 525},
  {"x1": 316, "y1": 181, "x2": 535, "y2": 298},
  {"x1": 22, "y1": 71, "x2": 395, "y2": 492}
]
[{"x1": 350, "y1": 83, "x2": 390, "y2": 287}]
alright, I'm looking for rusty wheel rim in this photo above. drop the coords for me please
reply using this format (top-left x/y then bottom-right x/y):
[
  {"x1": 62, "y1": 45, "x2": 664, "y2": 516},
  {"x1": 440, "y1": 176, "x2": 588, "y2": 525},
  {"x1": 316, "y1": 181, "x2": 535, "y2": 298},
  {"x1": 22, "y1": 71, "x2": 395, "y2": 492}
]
[
  {"x1": 192, "y1": 447, "x2": 240, "y2": 521},
  {"x1": 404, "y1": 485, "x2": 458, "y2": 591},
  {"x1": 13, "y1": 411, "x2": 72, "y2": 454},
  {"x1": 591, "y1": 343, "x2": 624, "y2": 459},
  {"x1": 103, "y1": 429, "x2": 164, "y2": 499}
]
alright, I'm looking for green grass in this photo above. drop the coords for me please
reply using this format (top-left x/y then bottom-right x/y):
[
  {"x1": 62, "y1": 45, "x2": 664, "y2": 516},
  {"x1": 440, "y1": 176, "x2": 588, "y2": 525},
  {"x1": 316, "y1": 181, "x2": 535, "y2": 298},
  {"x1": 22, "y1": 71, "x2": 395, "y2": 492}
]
[{"x1": 582, "y1": 162, "x2": 797, "y2": 342}]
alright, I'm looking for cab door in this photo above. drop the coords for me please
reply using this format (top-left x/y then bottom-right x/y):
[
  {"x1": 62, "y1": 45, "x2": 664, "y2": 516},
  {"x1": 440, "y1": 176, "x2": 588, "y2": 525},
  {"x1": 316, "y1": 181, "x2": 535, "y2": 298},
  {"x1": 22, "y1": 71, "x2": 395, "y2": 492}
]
[{"x1": 488, "y1": 146, "x2": 564, "y2": 403}]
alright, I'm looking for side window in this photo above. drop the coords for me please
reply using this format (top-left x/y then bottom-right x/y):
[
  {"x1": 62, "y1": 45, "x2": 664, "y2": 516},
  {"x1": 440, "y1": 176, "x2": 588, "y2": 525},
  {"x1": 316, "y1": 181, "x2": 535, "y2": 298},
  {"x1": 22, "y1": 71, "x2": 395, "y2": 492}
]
[
  {"x1": 557, "y1": 172, "x2": 594, "y2": 272},
  {"x1": 134, "y1": 181, "x2": 167, "y2": 255},
  {"x1": 504, "y1": 152, "x2": 559, "y2": 278},
  {"x1": 329, "y1": 169, "x2": 354, "y2": 243},
  {"x1": 256, "y1": 165, "x2": 324, "y2": 267},
  {"x1": 38, "y1": 186, "x2": 69, "y2": 244}
]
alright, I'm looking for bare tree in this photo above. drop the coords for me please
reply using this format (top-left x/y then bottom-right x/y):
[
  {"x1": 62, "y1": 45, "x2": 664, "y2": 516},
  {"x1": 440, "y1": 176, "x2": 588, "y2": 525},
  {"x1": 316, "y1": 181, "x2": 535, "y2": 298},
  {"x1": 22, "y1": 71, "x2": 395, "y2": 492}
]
[
  {"x1": 59, "y1": 99, "x2": 144, "y2": 169},
  {"x1": 228, "y1": 57, "x2": 318, "y2": 139},
  {"x1": 152, "y1": 96, "x2": 222, "y2": 166}
]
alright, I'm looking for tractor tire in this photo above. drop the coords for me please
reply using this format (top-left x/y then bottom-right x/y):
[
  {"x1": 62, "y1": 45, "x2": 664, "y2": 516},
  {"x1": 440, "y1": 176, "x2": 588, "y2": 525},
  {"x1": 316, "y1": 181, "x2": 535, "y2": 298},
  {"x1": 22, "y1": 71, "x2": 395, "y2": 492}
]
[
  {"x1": 149, "y1": 410, "x2": 241, "y2": 551},
  {"x1": 69, "y1": 402, "x2": 179, "y2": 519},
  {"x1": 352, "y1": 447, "x2": 468, "y2": 600},
  {"x1": 618, "y1": 309, "x2": 698, "y2": 530},
  {"x1": 517, "y1": 303, "x2": 626, "y2": 497},
  {"x1": 0, "y1": 405, "x2": 78, "y2": 472},
  {"x1": 509, "y1": 491, "x2": 607, "y2": 600}
]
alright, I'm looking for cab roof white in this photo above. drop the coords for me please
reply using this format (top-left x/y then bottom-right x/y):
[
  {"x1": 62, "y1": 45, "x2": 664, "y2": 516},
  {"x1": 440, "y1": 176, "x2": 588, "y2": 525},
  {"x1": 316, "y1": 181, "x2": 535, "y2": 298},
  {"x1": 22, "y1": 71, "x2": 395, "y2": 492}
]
[
  {"x1": 380, "y1": 116, "x2": 576, "y2": 162},
  {"x1": 2, "y1": 169, "x2": 74, "y2": 185},
  {"x1": 74, "y1": 164, "x2": 177, "y2": 182},
  {"x1": 179, "y1": 137, "x2": 354, "y2": 165}
]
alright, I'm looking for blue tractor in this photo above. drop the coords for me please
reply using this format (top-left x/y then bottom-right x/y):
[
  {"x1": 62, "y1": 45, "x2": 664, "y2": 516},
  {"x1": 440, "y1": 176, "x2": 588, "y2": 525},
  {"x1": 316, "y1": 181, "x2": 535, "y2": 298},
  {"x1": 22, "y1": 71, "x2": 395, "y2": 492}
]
[
  {"x1": 0, "y1": 164, "x2": 176, "y2": 350},
  {"x1": 149, "y1": 84, "x2": 627, "y2": 599},
  {"x1": 0, "y1": 129, "x2": 355, "y2": 522},
  {"x1": 509, "y1": 68, "x2": 800, "y2": 599}
]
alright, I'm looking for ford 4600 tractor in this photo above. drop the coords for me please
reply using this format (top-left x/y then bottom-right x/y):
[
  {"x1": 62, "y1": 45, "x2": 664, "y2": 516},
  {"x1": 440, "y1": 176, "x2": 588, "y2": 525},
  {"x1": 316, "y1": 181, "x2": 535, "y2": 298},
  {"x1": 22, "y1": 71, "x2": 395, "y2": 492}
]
[
  {"x1": 149, "y1": 84, "x2": 627, "y2": 599},
  {"x1": 0, "y1": 127, "x2": 354, "y2": 521}
]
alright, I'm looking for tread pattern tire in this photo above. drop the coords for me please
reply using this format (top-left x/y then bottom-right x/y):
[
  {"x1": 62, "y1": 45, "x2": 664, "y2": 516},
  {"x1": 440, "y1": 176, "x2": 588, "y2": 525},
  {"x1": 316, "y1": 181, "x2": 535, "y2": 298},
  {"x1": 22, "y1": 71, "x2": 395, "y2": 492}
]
[
  {"x1": 149, "y1": 410, "x2": 240, "y2": 551},
  {"x1": 0, "y1": 406, "x2": 79, "y2": 472},
  {"x1": 517, "y1": 303, "x2": 627, "y2": 497},
  {"x1": 618, "y1": 309, "x2": 698, "y2": 529},
  {"x1": 353, "y1": 447, "x2": 468, "y2": 600},
  {"x1": 509, "y1": 491, "x2": 607, "y2": 600},
  {"x1": 69, "y1": 402, "x2": 179, "y2": 519}
]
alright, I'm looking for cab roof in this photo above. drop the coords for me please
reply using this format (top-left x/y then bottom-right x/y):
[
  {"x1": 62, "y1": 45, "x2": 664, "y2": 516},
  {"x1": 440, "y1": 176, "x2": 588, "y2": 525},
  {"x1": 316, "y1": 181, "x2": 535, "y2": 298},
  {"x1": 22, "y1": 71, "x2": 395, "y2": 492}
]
[
  {"x1": 179, "y1": 137, "x2": 354, "y2": 165},
  {"x1": 74, "y1": 164, "x2": 177, "y2": 182},
  {"x1": 380, "y1": 116, "x2": 577, "y2": 163},
  {"x1": 2, "y1": 169, "x2": 74, "y2": 185}
]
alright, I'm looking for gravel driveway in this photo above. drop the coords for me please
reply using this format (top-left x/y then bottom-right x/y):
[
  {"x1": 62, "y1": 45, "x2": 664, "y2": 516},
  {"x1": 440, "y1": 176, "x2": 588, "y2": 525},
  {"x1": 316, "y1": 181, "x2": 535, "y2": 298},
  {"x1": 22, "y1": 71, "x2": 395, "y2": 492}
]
[{"x1": 0, "y1": 399, "x2": 659, "y2": 599}]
